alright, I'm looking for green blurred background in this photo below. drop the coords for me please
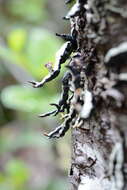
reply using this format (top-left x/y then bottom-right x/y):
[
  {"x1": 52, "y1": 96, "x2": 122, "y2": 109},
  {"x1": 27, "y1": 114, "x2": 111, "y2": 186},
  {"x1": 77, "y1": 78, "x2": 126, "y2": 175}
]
[{"x1": 0, "y1": 0, "x2": 72, "y2": 189}]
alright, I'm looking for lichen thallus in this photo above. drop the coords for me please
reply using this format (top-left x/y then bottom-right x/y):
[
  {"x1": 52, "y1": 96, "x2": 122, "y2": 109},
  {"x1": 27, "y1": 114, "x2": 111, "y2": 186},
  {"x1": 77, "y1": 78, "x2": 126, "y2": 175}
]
[{"x1": 29, "y1": 0, "x2": 93, "y2": 138}]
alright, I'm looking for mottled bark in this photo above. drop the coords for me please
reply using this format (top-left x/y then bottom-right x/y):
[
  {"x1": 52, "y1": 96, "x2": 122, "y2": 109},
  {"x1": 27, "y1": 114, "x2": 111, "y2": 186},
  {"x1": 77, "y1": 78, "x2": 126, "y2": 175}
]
[{"x1": 68, "y1": 0, "x2": 127, "y2": 190}]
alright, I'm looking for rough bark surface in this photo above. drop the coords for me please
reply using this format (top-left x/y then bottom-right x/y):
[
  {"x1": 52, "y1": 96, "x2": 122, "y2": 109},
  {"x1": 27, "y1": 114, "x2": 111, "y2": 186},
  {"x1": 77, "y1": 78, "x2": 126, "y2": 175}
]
[{"x1": 68, "y1": 0, "x2": 127, "y2": 190}]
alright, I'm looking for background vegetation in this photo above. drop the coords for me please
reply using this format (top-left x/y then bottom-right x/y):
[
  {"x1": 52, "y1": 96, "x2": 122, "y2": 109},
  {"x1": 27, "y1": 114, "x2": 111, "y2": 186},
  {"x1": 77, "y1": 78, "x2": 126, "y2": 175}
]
[{"x1": 0, "y1": 0, "x2": 71, "y2": 189}]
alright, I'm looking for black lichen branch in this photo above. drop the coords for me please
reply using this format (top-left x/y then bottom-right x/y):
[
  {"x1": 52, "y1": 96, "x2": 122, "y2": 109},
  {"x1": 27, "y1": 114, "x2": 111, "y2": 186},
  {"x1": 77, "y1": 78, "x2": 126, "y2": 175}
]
[
  {"x1": 43, "y1": 55, "x2": 94, "y2": 138},
  {"x1": 56, "y1": 28, "x2": 77, "y2": 49},
  {"x1": 44, "y1": 109, "x2": 76, "y2": 138},
  {"x1": 63, "y1": 0, "x2": 86, "y2": 20},
  {"x1": 29, "y1": 29, "x2": 77, "y2": 88},
  {"x1": 39, "y1": 72, "x2": 72, "y2": 118},
  {"x1": 38, "y1": 52, "x2": 94, "y2": 138},
  {"x1": 39, "y1": 110, "x2": 57, "y2": 118},
  {"x1": 29, "y1": 0, "x2": 94, "y2": 138},
  {"x1": 29, "y1": 1, "x2": 81, "y2": 88},
  {"x1": 51, "y1": 72, "x2": 72, "y2": 115},
  {"x1": 56, "y1": 33, "x2": 77, "y2": 51}
]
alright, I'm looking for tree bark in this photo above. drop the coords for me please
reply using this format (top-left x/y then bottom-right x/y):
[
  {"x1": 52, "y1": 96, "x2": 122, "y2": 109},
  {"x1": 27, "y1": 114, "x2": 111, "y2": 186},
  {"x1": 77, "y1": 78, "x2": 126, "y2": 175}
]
[{"x1": 68, "y1": 0, "x2": 127, "y2": 190}]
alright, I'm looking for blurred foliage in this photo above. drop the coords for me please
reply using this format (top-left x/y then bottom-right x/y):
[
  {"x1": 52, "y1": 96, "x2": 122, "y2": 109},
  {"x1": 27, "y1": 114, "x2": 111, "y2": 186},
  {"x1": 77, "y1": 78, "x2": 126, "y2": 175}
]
[
  {"x1": 7, "y1": 28, "x2": 27, "y2": 52},
  {"x1": 46, "y1": 179, "x2": 67, "y2": 190},
  {"x1": 0, "y1": 28, "x2": 62, "y2": 79},
  {"x1": 8, "y1": 0, "x2": 47, "y2": 23},
  {"x1": 0, "y1": 159, "x2": 29, "y2": 190},
  {"x1": 0, "y1": 27, "x2": 63, "y2": 114},
  {"x1": 0, "y1": 0, "x2": 69, "y2": 190},
  {"x1": 1, "y1": 85, "x2": 59, "y2": 114},
  {"x1": 0, "y1": 126, "x2": 50, "y2": 153}
]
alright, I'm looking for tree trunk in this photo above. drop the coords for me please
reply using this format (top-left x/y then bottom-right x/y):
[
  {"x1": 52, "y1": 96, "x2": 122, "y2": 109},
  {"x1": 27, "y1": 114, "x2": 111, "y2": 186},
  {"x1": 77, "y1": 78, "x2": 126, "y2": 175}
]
[{"x1": 68, "y1": 0, "x2": 127, "y2": 190}]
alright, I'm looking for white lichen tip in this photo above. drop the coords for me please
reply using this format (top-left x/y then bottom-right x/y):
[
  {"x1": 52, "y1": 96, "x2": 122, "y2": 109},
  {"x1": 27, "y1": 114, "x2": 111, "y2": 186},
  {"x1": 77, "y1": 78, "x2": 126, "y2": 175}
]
[
  {"x1": 78, "y1": 176, "x2": 104, "y2": 190},
  {"x1": 105, "y1": 42, "x2": 127, "y2": 63},
  {"x1": 65, "y1": 2, "x2": 80, "y2": 19},
  {"x1": 118, "y1": 73, "x2": 127, "y2": 81},
  {"x1": 54, "y1": 42, "x2": 69, "y2": 70},
  {"x1": 80, "y1": 90, "x2": 93, "y2": 119}
]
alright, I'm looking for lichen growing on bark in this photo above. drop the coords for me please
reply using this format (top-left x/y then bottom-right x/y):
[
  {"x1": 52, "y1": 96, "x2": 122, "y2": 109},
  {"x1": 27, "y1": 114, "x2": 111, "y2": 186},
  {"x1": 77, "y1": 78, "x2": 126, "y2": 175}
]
[{"x1": 30, "y1": 0, "x2": 127, "y2": 189}]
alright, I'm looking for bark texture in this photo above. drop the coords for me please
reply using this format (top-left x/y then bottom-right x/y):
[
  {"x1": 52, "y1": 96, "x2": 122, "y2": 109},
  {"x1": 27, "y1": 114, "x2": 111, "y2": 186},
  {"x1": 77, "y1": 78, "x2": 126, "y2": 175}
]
[{"x1": 68, "y1": 0, "x2": 127, "y2": 190}]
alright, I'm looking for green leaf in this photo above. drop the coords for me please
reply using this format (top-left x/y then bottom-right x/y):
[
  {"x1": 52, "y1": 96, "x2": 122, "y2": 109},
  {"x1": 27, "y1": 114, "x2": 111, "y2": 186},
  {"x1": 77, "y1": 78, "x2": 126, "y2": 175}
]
[{"x1": 1, "y1": 85, "x2": 59, "y2": 114}]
